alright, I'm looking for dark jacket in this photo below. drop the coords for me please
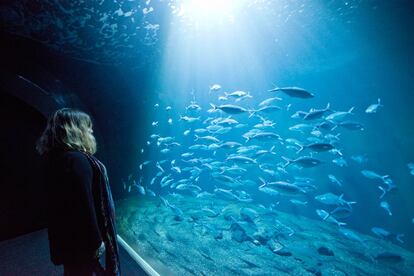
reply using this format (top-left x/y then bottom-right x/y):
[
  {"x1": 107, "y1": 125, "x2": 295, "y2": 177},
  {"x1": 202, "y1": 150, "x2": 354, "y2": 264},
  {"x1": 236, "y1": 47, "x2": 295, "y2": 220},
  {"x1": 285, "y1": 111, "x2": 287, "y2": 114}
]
[{"x1": 45, "y1": 150, "x2": 103, "y2": 265}]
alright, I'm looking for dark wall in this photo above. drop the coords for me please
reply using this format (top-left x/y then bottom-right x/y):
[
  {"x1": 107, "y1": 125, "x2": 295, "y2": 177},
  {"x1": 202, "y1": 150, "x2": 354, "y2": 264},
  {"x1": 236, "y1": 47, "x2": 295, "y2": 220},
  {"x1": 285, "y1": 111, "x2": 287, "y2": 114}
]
[
  {"x1": 0, "y1": 31, "x2": 149, "y2": 240},
  {"x1": 0, "y1": 93, "x2": 47, "y2": 240}
]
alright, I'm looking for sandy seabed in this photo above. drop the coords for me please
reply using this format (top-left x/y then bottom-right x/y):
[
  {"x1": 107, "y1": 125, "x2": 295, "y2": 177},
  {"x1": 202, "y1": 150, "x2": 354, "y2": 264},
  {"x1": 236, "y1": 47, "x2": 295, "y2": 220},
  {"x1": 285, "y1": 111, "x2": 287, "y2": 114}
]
[{"x1": 116, "y1": 195, "x2": 414, "y2": 275}]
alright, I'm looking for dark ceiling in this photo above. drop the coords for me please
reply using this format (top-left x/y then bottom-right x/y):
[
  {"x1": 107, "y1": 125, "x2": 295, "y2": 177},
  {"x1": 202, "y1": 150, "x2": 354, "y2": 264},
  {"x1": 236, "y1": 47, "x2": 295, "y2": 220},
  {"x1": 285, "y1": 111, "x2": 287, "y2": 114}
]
[{"x1": 0, "y1": 0, "x2": 167, "y2": 65}]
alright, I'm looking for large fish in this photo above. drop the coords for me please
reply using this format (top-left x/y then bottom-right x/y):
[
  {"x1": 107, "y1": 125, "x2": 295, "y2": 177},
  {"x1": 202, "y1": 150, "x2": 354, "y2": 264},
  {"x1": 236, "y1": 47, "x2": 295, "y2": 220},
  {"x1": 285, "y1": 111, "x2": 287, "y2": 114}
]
[
  {"x1": 282, "y1": 156, "x2": 324, "y2": 168},
  {"x1": 268, "y1": 86, "x2": 314, "y2": 98},
  {"x1": 210, "y1": 104, "x2": 250, "y2": 114}
]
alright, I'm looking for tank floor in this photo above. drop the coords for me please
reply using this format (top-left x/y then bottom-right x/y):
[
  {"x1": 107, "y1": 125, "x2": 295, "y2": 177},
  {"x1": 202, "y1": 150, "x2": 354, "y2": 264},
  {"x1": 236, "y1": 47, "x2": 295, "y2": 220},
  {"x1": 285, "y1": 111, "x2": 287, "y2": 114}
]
[{"x1": 117, "y1": 195, "x2": 414, "y2": 275}]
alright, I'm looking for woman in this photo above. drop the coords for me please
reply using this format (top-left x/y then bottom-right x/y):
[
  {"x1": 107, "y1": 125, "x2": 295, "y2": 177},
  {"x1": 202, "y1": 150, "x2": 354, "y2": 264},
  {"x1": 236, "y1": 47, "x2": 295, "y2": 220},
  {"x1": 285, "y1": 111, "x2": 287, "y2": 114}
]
[{"x1": 37, "y1": 108, "x2": 120, "y2": 276}]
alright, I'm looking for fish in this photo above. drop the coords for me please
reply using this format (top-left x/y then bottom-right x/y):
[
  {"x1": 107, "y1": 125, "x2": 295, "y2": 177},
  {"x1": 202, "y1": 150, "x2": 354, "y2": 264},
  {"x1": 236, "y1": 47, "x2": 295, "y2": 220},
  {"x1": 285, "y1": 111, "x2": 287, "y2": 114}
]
[
  {"x1": 253, "y1": 105, "x2": 281, "y2": 115},
  {"x1": 209, "y1": 84, "x2": 222, "y2": 92},
  {"x1": 371, "y1": 227, "x2": 404, "y2": 243},
  {"x1": 268, "y1": 86, "x2": 314, "y2": 98},
  {"x1": 186, "y1": 101, "x2": 201, "y2": 111},
  {"x1": 214, "y1": 187, "x2": 240, "y2": 201},
  {"x1": 210, "y1": 104, "x2": 250, "y2": 114},
  {"x1": 289, "y1": 199, "x2": 308, "y2": 206},
  {"x1": 282, "y1": 156, "x2": 324, "y2": 168},
  {"x1": 316, "y1": 209, "x2": 346, "y2": 227},
  {"x1": 407, "y1": 163, "x2": 414, "y2": 175},
  {"x1": 245, "y1": 132, "x2": 282, "y2": 143},
  {"x1": 183, "y1": 130, "x2": 191, "y2": 136},
  {"x1": 156, "y1": 161, "x2": 165, "y2": 172},
  {"x1": 328, "y1": 174, "x2": 343, "y2": 187},
  {"x1": 212, "y1": 173, "x2": 242, "y2": 187},
  {"x1": 225, "y1": 90, "x2": 251, "y2": 98},
  {"x1": 315, "y1": 193, "x2": 356, "y2": 207},
  {"x1": 380, "y1": 201, "x2": 392, "y2": 216},
  {"x1": 303, "y1": 103, "x2": 331, "y2": 120},
  {"x1": 226, "y1": 155, "x2": 257, "y2": 164},
  {"x1": 259, "y1": 177, "x2": 307, "y2": 196},
  {"x1": 132, "y1": 182, "x2": 146, "y2": 195},
  {"x1": 291, "y1": 110, "x2": 308, "y2": 119},
  {"x1": 351, "y1": 155, "x2": 368, "y2": 164},
  {"x1": 168, "y1": 118, "x2": 173, "y2": 125},
  {"x1": 179, "y1": 115, "x2": 200, "y2": 123},
  {"x1": 330, "y1": 206, "x2": 353, "y2": 219},
  {"x1": 365, "y1": 98, "x2": 383, "y2": 113},
  {"x1": 157, "y1": 136, "x2": 174, "y2": 144},
  {"x1": 221, "y1": 165, "x2": 247, "y2": 175},
  {"x1": 295, "y1": 142, "x2": 335, "y2": 154},
  {"x1": 325, "y1": 107, "x2": 354, "y2": 121},
  {"x1": 152, "y1": 121, "x2": 158, "y2": 126},
  {"x1": 339, "y1": 228, "x2": 366, "y2": 246},
  {"x1": 288, "y1": 123, "x2": 314, "y2": 133},
  {"x1": 338, "y1": 121, "x2": 364, "y2": 131},
  {"x1": 160, "y1": 148, "x2": 170, "y2": 154},
  {"x1": 361, "y1": 170, "x2": 389, "y2": 182},
  {"x1": 332, "y1": 157, "x2": 348, "y2": 167},
  {"x1": 176, "y1": 184, "x2": 202, "y2": 193},
  {"x1": 194, "y1": 135, "x2": 220, "y2": 143},
  {"x1": 258, "y1": 97, "x2": 283, "y2": 107}
]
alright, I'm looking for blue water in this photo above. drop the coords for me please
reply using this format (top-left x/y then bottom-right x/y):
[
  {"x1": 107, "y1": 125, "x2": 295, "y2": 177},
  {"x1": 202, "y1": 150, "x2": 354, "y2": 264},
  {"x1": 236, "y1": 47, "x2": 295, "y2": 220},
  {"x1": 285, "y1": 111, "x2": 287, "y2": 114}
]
[{"x1": 132, "y1": 0, "x2": 414, "y2": 250}]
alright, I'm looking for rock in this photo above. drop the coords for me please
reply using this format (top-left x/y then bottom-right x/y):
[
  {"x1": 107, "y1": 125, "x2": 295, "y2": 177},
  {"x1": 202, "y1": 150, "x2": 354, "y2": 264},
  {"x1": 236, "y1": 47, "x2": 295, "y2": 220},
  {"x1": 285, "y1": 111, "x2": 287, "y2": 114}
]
[
  {"x1": 230, "y1": 222, "x2": 251, "y2": 243},
  {"x1": 375, "y1": 252, "x2": 404, "y2": 263},
  {"x1": 275, "y1": 250, "x2": 292, "y2": 256},
  {"x1": 317, "y1": 246, "x2": 334, "y2": 256}
]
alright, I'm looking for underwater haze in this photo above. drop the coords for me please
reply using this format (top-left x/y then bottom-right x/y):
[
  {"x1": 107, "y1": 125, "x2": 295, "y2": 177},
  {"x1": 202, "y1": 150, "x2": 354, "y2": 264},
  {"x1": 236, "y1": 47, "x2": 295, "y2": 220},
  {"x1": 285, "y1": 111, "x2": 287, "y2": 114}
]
[
  {"x1": 5, "y1": 0, "x2": 414, "y2": 274},
  {"x1": 117, "y1": 0, "x2": 414, "y2": 275}
]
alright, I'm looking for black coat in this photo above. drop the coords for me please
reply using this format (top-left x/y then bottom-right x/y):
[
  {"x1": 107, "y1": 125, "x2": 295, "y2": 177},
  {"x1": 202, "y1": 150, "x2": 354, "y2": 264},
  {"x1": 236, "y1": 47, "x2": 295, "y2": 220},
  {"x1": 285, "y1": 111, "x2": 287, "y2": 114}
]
[{"x1": 45, "y1": 150, "x2": 103, "y2": 265}]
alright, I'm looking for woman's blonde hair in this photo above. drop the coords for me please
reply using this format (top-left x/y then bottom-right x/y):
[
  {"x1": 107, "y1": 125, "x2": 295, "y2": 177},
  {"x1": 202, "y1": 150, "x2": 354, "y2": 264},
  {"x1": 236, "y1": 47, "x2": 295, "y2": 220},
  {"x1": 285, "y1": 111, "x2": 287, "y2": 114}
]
[{"x1": 36, "y1": 108, "x2": 97, "y2": 155}]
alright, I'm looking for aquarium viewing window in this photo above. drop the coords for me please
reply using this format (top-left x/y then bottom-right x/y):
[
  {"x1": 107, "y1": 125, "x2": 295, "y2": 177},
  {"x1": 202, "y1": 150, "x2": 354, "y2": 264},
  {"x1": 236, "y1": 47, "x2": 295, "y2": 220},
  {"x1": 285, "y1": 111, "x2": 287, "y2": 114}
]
[{"x1": 114, "y1": 1, "x2": 414, "y2": 275}]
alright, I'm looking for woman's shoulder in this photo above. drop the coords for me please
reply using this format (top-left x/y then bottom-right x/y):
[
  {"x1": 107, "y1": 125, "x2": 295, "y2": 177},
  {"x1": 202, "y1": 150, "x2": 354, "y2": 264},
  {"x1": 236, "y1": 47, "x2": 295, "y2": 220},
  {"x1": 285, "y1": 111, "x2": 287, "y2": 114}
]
[{"x1": 60, "y1": 151, "x2": 92, "y2": 171}]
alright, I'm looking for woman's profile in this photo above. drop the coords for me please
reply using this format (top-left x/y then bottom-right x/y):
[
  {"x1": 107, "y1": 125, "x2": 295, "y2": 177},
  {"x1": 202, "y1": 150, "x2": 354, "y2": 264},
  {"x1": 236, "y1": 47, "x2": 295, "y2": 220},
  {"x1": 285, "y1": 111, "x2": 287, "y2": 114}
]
[{"x1": 37, "y1": 108, "x2": 120, "y2": 276}]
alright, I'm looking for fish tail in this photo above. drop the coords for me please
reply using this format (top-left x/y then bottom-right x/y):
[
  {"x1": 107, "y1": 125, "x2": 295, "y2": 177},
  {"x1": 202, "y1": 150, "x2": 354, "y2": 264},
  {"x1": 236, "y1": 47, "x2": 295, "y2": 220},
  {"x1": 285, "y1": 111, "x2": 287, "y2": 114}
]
[
  {"x1": 194, "y1": 134, "x2": 199, "y2": 141},
  {"x1": 267, "y1": 83, "x2": 279, "y2": 92},
  {"x1": 338, "y1": 221, "x2": 347, "y2": 227},
  {"x1": 378, "y1": 186, "x2": 386, "y2": 199},
  {"x1": 294, "y1": 143, "x2": 304, "y2": 154},
  {"x1": 248, "y1": 110, "x2": 256, "y2": 118},
  {"x1": 210, "y1": 103, "x2": 217, "y2": 110},
  {"x1": 281, "y1": 156, "x2": 291, "y2": 168},
  {"x1": 396, "y1": 234, "x2": 405, "y2": 243},
  {"x1": 258, "y1": 177, "x2": 266, "y2": 187}
]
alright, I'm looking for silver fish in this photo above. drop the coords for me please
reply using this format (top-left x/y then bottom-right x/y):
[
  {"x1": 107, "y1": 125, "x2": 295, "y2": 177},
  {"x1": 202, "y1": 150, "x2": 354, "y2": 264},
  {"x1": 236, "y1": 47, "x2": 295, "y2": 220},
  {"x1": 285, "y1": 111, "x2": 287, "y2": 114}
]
[{"x1": 268, "y1": 86, "x2": 314, "y2": 98}]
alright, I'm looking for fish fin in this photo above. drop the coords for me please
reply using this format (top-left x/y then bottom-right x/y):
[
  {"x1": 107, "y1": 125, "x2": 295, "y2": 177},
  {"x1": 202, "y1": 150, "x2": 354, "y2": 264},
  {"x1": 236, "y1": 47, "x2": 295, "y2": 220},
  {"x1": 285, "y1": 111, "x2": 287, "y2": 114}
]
[
  {"x1": 326, "y1": 102, "x2": 331, "y2": 110},
  {"x1": 396, "y1": 234, "x2": 405, "y2": 243},
  {"x1": 209, "y1": 103, "x2": 217, "y2": 110},
  {"x1": 338, "y1": 222, "x2": 347, "y2": 227},
  {"x1": 377, "y1": 98, "x2": 383, "y2": 106},
  {"x1": 348, "y1": 106, "x2": 355, "y2": 114}
]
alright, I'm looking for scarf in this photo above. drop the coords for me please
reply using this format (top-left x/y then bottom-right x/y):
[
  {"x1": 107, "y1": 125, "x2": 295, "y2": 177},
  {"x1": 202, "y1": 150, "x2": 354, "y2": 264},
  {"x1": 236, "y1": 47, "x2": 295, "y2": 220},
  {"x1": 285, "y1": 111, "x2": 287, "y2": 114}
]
[{"x1": 83, "y1": 153, "x2": 121, "y2": 276}]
